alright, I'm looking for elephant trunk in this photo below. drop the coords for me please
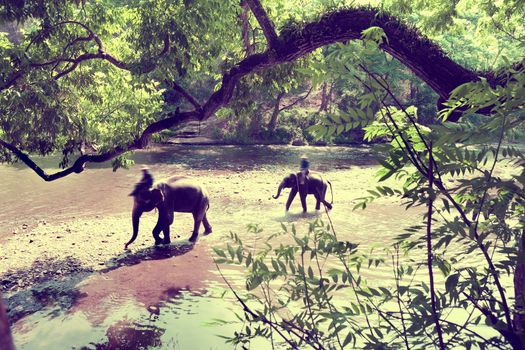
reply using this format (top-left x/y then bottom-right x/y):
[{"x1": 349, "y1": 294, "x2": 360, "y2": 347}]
[
  {"x1": 272, "y1": 181, "x2": 285, "y2": 199},
  {"x1": 125, "y1": 205, "x2": 143, "y2": 249}
]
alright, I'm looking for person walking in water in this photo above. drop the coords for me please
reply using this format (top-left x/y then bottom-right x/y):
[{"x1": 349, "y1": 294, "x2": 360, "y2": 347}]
[{"x1": 299, "y1": 155, "x2": 309, "y2": 185}]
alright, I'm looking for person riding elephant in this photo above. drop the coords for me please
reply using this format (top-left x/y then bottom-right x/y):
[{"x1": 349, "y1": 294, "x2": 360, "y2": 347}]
[
  {"x1": 272, "y1": 171, "x2": 333, "y2": 212},
  {"x1": 126, "y1": 169, "x2": 212, "y2": 249}
]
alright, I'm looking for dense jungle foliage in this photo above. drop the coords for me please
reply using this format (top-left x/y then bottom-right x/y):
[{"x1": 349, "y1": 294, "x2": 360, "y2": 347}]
[{"x1": 2, "y1": 0, "x2": 525, "y2": 349}]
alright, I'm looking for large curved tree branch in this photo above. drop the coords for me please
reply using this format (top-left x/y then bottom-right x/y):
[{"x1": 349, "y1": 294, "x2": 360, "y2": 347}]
[{"x1": 1, "y1": 6, "x2": 517, "y2": 181}]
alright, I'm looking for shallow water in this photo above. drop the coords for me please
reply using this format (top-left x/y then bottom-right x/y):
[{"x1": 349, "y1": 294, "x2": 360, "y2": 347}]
[{"x1": 0, "y1": 144, "x2": 442, "y2": 349}]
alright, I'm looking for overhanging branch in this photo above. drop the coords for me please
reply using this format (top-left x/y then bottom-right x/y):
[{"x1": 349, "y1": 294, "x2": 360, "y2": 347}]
[
  {"x1": 2, "y1": 6, "x2": 517, "y2": 181},
  {"x1": 244, "y1": 0, "x2": 279, "y2": 49},
  {"x1": 2, "y1": 21, "x2": 170, "y2": 90},
  {"x1": 279, "y1": 86, "x2": 313, "y2": 113},
  {"x1": 167, "y1": 80, "x2": 202, "y2": 109}
]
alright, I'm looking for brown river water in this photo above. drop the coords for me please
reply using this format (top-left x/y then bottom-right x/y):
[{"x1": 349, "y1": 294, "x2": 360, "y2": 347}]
[{"x1": 0, "y1": 144, "x2": 481, "y2": 349}]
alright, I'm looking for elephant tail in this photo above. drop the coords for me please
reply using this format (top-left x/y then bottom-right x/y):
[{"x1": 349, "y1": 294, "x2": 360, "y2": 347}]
[
  {"x1": 328, "y1": 180, "x2": 333, "y2": 204},
  {"x1": 195, "y1": 188, "x2": 210, "y2": 215}
]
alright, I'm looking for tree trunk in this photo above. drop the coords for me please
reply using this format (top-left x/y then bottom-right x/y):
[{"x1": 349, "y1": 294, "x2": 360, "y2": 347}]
[
  {"x1": 409, "y1": 80, "x2": 417, "y2": 102},
  {"x1": 319, "y1": 82, "x2": 328, "y2": 112},
  {"x1": 319, "y1": 82, "x2": 333, "y2": 112},
  {"x1": 268, "y1": 91, "x2": 285, "y2": 131}
]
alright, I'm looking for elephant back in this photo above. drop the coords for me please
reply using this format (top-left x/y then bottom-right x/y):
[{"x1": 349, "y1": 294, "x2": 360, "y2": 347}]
[
  {"x1": 304, "y1": 171, "x2": 323, "y2": 182},
  {"x1": 159, "y1": 177, "x2": 208, "y2": 213}
]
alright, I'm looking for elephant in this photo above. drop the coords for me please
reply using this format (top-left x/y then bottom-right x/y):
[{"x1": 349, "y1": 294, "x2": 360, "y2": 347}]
[
  {"x1": 125, "y1": 170, "x2": 212, "y2": 249},
  {"x1": 272, "y1": 171, "x2": 333, "y2": 212}
]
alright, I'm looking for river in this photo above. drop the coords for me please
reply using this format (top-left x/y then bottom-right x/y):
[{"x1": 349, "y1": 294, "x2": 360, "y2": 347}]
[{"x1": 0, "y1": 144, "x2": 433, "y2": 349}]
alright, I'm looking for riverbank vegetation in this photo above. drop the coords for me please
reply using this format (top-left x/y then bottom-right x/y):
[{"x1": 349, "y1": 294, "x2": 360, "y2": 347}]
[{"x1": 1, "y1": 0, "x2": 525, "y2": 349}]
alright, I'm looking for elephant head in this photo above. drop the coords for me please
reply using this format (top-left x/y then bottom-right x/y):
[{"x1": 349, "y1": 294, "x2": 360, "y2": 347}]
[
  {"x1": 272, "y1": 173, "x2": 298, "y2": 199},
  {"x1": 125, "y1": 170, "x2": 163, "y2": 249}
]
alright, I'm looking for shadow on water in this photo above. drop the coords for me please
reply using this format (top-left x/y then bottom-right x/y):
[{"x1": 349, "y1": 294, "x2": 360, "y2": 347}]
[
  {"x1": 2, "y1": 242, "x2": 195, "y2": 324},
  {"x1": 101, "y1": 242, "x2": 194, "y2": 272}
]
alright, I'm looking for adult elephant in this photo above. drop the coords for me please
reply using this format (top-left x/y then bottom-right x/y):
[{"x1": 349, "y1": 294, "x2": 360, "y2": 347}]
[
  {"x1": 272, "y1": 172, "x2": 333, "y2": 212},
  {"x1": 125, "y1": 170, "x2": 212, "y2": 249}
]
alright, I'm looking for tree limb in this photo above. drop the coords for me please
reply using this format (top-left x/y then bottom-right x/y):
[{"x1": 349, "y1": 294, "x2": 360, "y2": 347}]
[
  {"x1": 166, "y1": 80, "x2": 202, "y2": 109},
  {"x1": 279, "y1": 86, "x2": 313, "y2": 113},
  {"x1": 239, "y1": 0, "x2": 255, "y2": 56},
  {"x1": 2, "y1": 21, "x2": 170, "y2": 90},
  {"x1": 2, "y1": 6, "x2": 519, "y2": 180},
  {"x1": 244, "y1": 0, "x2": 279, "y2": 49}
]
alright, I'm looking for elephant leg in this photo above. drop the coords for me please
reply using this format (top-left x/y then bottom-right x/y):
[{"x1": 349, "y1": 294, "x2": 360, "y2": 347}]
[
  {"x1": 300, "y1": 192, "x2": 307, "y2": 213},
  {"x1": 152, "y1": 222, "x2": 164, "y2": 245},
  {"x1": 189, "y1": 216, "x2": 202, "y2": 243},
  {"x1": 285, "y1": 188, "x2": 297, "y2": 211},
  {"x1": 320, "y1": 185, "x2": 332, "y2": 210},
  {"x1": 315, "y1": 191, "x2": 321, "y2": 210},
  {"x1": 162, "y1": 212, "x2": 174, "y2": 244},
  {"x1": 162, "y1": 225, "x2": 171, "y2": 244},
  {"x1": 203, "y1": 214, "x2": 212, "y2": 235},
  {"x1": 152, "y1": 209, "x2": 170, "y2": 245}
]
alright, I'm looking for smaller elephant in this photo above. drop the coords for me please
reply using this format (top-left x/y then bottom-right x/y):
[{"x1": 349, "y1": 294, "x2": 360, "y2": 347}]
[
  {"x1": 126, "y1": 170, "x2": 212, "y2": 249},
  {"x1": 272, "y1": 172, "x2": 333, "y2": 212}
]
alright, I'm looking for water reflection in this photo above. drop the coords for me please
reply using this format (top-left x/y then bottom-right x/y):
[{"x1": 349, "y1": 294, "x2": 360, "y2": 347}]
[
  {"x1": 79, "y1": 321, "x2": 165, "y2": 350},
  {"x1": 3, "y1": 243, "x2": 198, "y2": 324}
]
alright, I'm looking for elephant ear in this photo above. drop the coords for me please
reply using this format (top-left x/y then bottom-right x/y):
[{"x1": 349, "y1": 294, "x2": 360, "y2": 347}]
[
  {"x1": 282, "y1": 173, "x2": 293, "y2": 187},
  {"x1": 150, "y1": 187, "x2": 164, "y2": 206},
  {"x1": 290, "y1": 173, "x2": 299, "y2": 187}
]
